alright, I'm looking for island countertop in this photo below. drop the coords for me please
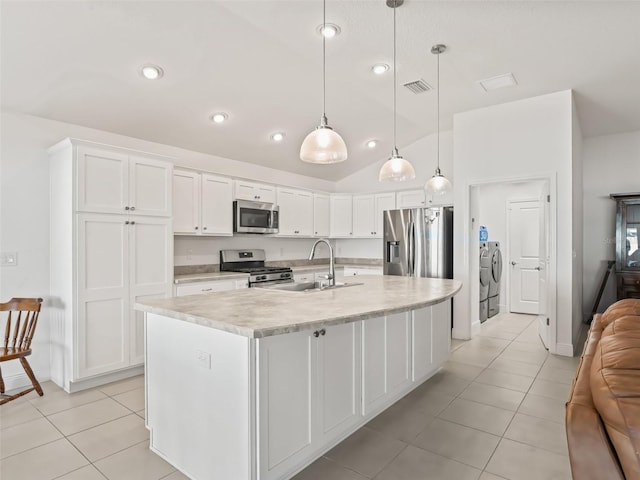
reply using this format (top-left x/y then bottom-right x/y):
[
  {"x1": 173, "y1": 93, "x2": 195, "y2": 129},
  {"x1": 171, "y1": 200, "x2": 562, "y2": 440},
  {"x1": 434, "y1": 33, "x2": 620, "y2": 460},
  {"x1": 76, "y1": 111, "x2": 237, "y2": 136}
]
[{"x1": 136, "y1": 275, "x2": 462, "y2": 338}]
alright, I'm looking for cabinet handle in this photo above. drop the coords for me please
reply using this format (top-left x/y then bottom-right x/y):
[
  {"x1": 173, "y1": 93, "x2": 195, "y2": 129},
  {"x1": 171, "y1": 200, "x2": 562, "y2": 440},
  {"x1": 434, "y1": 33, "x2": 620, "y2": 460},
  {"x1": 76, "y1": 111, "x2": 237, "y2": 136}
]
[
  {"x1": 203, "y1": 227, "x2": 207, "y2": 230},
  {"x1": 130, "y1": 206, "x2": 135, "y2": 211},
  {"x1": 315, "y1": 231, "x2": 318, "y2": 235},
  {"x1": 313, "y1": 330, "x2": 320, "y2": 338},
  {"x1": 195, "y1": 226, "x2": 199, "y2": 230},
  {"x1": 320, "y1": 328, "x2": 326, "y2": 336},
  {"x1": 125, "y1": 206, "x2": 130, "y2": 211},
  {"x1": 125, "y1": 221, "x2": 130, "y2": 225},
  {"x1": 202, "y1": 288, "x2": 213, "y2": 292},
  {"x1": 130, "y1": 221, "x2": 135, "y2": 225}
]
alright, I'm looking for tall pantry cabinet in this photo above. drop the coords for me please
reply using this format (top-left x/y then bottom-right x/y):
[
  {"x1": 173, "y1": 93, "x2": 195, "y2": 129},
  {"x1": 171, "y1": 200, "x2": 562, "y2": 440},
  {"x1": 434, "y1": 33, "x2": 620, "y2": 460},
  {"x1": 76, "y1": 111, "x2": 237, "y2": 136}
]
[{"x1": 49, "y1": 139, "x2": 174, "y2": 392}]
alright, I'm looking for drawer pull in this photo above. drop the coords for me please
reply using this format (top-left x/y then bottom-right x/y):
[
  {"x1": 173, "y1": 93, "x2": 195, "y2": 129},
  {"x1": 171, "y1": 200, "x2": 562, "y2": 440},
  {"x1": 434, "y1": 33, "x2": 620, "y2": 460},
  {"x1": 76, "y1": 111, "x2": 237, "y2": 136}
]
[{"x1": 202, "y1": 288, "x2": 213, "y2": 292}]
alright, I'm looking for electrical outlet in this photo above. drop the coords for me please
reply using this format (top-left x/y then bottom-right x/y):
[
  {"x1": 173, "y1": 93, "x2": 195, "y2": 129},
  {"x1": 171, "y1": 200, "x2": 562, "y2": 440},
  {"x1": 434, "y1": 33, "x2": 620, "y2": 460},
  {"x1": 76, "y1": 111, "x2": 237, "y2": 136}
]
[
  {"x1": 195, "y1": 349, "x2": 211, "y2": 369},
  {"x1": 0, "y1": 252, "x2": 17, "y2": 266}
]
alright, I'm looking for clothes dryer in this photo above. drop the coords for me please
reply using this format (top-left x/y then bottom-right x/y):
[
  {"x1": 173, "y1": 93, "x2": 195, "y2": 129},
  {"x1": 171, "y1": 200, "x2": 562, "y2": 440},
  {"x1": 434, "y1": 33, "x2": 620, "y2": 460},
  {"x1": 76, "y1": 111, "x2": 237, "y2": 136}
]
[
  {"x1": 488, "y1": 241, "x2": 502, "y2": 318},
  {"x1": 479, "y1": 242, "x2": 490, "y2": 323}
]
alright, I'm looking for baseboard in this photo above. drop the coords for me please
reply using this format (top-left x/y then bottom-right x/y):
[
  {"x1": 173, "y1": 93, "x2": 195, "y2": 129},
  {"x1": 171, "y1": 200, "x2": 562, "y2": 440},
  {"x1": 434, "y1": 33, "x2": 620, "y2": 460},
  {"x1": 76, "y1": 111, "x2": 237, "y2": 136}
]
[
  {"x1": 2, "y1": 372, "x2": 50, "y2": 394},
  {"x1": 554, "y1": 342, "x2": 574, "y2": 357},
  {"x1": 66, "y1": 365, "x2": 145, "y2": 393}
]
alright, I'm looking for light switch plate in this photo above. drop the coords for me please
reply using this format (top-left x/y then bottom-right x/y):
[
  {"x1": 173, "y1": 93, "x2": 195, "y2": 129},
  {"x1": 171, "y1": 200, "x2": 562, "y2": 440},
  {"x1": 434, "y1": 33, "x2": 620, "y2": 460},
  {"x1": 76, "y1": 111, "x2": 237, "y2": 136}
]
[
  {"x1": 195, "y1": 349, "x2": 211, "y2": 369},
  {"x1": 0, "y1": 252, "x2": 18, "y2": 266}
]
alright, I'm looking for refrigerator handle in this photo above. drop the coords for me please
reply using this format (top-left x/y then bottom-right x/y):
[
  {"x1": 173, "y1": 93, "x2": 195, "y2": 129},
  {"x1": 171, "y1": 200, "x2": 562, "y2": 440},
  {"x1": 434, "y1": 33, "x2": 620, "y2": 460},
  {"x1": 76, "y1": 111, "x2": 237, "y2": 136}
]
[{"x1": 408, "y1": 220, "x2": 415, "y2": 276}]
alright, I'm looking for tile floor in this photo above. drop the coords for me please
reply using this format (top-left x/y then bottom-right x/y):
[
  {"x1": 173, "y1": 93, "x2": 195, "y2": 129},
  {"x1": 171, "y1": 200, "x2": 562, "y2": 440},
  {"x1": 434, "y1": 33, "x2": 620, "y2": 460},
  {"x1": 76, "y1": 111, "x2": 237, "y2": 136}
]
[{"x1": 0, "y1": 312, "x2": 580, "y2": 480}]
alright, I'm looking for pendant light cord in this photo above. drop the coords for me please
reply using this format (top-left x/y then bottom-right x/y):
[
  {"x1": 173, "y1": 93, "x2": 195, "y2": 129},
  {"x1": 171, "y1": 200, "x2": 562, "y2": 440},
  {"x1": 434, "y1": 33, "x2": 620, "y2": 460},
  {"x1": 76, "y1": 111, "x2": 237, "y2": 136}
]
[
  {"x1": 322, "y1": 0, "x2": 326, "y2": 117},
  {"x1": 393, "y1": 1, "x2": 397, "y2": 151},
  {"x1": 436, "y1": 46, "x2": 440, "y2": 170}
]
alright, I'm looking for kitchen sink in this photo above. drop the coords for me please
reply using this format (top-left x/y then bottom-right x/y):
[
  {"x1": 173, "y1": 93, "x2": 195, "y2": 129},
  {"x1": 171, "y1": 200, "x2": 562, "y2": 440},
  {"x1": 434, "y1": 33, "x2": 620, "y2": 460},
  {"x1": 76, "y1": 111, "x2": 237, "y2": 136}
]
[{"x1": 260, "y1": 281, "x2": 363, "y2": 293}]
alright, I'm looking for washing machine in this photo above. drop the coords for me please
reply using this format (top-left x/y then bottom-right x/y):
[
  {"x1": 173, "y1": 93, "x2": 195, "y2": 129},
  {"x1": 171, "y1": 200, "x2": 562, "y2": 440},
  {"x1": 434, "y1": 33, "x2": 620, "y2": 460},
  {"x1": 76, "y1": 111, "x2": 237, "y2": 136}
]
[
  {"x1": 479, "y1": 242, "x2": 490, "y2": 323},
  {"x1": 488, "y1": 241, "x2": 502, "y2": 318}
]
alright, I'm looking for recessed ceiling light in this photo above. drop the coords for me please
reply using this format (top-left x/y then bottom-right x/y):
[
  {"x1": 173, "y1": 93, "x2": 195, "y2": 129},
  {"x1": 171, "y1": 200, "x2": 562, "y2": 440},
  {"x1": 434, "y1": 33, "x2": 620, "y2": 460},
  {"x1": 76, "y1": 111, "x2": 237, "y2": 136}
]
[
  {"x1": 140, "y1": 64, "x2": 163, "y2": 80},
  {"x1": 372, "y1": 64, "x2": 390, "y2": 75},
  {"x1": 366, "y1": 140, "x2": 378, "y2": 149},
  {"x1": 316, "y1": 23, "x2": 341, "y2": 38},
  {"x1": 477, "y1": 73, "x2": 518, "y2": 91},
  {"x1": 270, "y1": 132, "x2": 285, "y2": 142},
  {"x1": 210, "y1": 112, "x2": 228, "y2": 124}
]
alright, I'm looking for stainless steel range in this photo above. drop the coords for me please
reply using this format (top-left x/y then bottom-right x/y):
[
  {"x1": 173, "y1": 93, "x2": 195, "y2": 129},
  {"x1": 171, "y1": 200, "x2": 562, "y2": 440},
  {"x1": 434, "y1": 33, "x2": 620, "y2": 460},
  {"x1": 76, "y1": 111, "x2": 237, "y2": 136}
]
[{"x1": 219, "y1": 249, "x2": 293, "y2": 287}]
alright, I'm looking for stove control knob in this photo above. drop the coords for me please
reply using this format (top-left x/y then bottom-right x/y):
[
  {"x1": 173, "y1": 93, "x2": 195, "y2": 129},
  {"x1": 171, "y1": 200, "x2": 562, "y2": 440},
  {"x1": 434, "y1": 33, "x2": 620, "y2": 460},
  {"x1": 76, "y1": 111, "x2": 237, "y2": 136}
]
[
  {"x1": 258, "y1": 275, "x2": 266, "y2": 281},
  {"x1": 281, "y1": 273, "x2": 291, "y2": 278}
]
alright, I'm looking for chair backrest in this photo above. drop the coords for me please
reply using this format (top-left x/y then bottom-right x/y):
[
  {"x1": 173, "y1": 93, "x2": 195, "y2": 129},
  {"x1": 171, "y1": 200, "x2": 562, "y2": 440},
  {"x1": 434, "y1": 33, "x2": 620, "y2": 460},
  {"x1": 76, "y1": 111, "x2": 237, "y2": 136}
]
[{"x1": 1, "y1": 298, "x2": 43, "y2": 352}]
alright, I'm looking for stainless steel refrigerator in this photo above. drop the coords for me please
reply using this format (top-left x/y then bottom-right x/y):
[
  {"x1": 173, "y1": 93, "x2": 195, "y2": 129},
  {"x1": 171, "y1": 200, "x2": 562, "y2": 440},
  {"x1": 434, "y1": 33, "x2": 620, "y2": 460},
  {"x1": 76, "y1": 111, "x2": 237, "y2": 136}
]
[{"x1": 383, "y1": 206, "x2": 453, "y2": 279}]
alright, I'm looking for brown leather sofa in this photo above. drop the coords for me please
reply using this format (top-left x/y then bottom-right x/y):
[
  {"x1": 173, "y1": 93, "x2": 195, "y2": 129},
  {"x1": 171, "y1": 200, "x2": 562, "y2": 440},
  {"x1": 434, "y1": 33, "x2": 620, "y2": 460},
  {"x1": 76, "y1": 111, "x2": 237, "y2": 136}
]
[{"x1": 566, "y1": 298, "x2": 640, "y2": 479}]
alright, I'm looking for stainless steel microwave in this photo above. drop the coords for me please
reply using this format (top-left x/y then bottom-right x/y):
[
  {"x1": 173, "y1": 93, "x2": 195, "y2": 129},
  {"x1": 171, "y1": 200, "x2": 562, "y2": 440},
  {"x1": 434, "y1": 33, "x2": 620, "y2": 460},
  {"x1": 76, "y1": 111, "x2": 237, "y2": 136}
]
[{"x1": 233, "y1": 200, "x2": 279, "y2": 234}]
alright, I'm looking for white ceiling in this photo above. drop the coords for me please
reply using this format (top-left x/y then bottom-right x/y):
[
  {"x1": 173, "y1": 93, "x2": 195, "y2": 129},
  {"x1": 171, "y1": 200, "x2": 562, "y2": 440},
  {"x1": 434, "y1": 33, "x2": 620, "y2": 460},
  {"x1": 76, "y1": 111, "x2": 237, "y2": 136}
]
[{"x1": 2, "y1": 1, "x2": 639, "y2": 181}]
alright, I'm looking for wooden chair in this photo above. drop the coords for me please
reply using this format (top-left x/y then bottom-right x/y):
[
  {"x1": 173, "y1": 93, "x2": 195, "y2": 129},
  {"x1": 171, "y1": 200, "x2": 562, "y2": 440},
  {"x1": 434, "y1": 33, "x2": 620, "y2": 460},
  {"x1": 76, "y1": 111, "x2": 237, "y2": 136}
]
[{"x1": 0, "y1": 298, "x2": 44, "y2": 405}]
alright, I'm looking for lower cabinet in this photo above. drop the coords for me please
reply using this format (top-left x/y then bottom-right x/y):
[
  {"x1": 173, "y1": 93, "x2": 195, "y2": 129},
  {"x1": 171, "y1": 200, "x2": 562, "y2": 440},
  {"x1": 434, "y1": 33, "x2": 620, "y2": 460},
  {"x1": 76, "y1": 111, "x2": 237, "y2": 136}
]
[
  {"x1": 257, "y1": 322, "x2": 360, "y2": 480},
  {"x1": 174, "y1": 278, "x2": 248, "y2": 296}
]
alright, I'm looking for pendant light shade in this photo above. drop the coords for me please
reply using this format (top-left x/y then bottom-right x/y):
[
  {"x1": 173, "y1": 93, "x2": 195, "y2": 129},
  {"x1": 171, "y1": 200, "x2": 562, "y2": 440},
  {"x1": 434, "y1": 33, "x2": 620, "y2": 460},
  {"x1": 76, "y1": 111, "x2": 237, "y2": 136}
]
[
  {"x1": 424, "y1": 44, "x2": 451, "y2": 195},
  {"x1": 300, "y1": 0, "x2": 347, "y2": 164},
  {"x1": 379, "y1": 0, "x2": 415, "y2": 182}
]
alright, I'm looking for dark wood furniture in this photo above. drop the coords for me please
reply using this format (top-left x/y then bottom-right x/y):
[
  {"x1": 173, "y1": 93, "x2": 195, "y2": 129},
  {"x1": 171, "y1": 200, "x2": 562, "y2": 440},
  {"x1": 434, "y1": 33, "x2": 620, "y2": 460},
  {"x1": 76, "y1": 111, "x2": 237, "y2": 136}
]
[
  {"x1": 611, "y1": 193, "x2": 640, "y2": 300},
  {"x1": 0, "y1": 297, "x2": 44, "y2": 405}
]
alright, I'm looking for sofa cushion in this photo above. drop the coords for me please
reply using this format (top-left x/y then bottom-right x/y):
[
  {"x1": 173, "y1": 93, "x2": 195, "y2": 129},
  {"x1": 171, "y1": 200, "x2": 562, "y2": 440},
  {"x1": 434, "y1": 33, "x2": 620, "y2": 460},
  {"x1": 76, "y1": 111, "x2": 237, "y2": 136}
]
[
  {"x1": 601, "y1": 298, "x2": 640, "y2": 328},
  {"x1": 590, "y1": 316, "x2": 640, "y2": 479}
]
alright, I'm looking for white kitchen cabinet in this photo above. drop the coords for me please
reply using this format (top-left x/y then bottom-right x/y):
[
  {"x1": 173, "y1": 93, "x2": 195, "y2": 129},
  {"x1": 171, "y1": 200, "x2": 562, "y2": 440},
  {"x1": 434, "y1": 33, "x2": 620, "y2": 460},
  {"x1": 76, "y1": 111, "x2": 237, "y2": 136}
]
[
  {"x1": 234, "y1": 180, "x2": 276, "y2": 204},
  {"x1": 396, "y1": 189, "x2": 427, "y2": 209},
  {"x1": 412, "y1": 302, "x2": 451, "y2": 382},
  {"x1": 77, "y1": 145, "x2": 171, "y2": 216},
  {"x1": 330, "y1": 195, "x2": 353, "y2": 237},
  {"x1": 293, "y1": 272, "x2": 314, "y2": 283},
  {"x1": 343, "y1": 267, "x2": 383, "y2": 276},
  {"x1": 49, "y1": 139, "x2": 173, "y2": 392},
  {"x1": 173, "y1": 170, "x2": 233, "y2": 236},
  {"x1": 351, "y1": 193, "x2": 395, "y2": 238},
  {"x1": 257, "y1": 322, "x2": 360, "y2": 480},
  {"x1": 313, "y1": 193, "x2": 330, "y2": 237},
  {"x1": 276, "y1": 187, "x2": 314, "y2": 236},
  {"x1": 362, "y1": 313, "x2": 411, "y2": 415},
  {"x1": 175, "y1": 279, "x2": 240, "y2": 297}
]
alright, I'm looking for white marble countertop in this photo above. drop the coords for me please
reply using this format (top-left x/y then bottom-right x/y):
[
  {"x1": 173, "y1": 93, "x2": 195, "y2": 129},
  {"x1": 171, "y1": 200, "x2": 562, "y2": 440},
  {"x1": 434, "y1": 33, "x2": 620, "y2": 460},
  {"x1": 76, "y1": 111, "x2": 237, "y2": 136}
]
[{"x1": 137, "y1": 275, "x2": 462, "y2": 338}]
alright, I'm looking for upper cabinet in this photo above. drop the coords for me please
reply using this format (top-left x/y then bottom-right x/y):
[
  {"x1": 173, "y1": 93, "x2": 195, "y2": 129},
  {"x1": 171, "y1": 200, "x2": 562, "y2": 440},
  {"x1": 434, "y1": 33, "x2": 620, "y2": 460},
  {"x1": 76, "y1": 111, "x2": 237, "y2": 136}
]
[
  {"x1": 77, "y1": 145, "x2": 172, "y2": 216},
  {"x1": 330, "y1": 195, "x2": 353, "y2": 238},
  {"x1": 396, "y1": 189, "x2": 427, "y2": 209},
  {"x1": 173, "y1": 170, "x2": 233, "y2": 236},
  {"x1": 352, "y1": 192, "x2": 396, "y2": 238},
  {"x1": 234, "y1": 180, "x2": 276, "y2": 204},
  {"x1": 313, "y1": 194, "x2": 330, "y2": 237},
  {"x1": 277, "y1": 187, "x2": 314, "y2": 236}
]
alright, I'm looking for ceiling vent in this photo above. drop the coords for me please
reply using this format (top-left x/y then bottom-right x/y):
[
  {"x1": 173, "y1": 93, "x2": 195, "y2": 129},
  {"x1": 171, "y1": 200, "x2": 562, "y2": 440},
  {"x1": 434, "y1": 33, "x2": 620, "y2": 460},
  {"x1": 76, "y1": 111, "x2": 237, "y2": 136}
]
[
  {"x1": 403, "y1": 79, "x2": 432, "y2": 94},
  {"x1": 477, "y1": 73, "x2": 518, "y2": 91}
]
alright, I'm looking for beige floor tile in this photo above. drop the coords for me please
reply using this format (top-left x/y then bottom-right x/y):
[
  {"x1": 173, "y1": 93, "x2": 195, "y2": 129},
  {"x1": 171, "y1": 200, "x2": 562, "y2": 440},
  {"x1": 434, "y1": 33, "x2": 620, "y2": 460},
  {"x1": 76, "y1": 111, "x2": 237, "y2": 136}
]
[
  {"x1": 0, "y1": 399, "x2": 43, "y2": 430},
  {"x1": 438, "y1": 398, "x2": 515, "y2": 436},
  {"x1": 30, "y1": 388, "x2": 107, "y2": 416},
  {"x1": 498, "y1": 348, "x2": 548, "y2": 366},
  {"x1": 413, "y1": 418, "x2": 500, "y2": 469},
  {"x1": 56, "y1": 464, "x2": 108, "y2": 479},
  {"x1": 459, "y1": 382, "x2": 526, "y2": 412},
  {"x1": 112, "y1": 387, "x2": 145, "y2": 412},
  {"x1": 449, "y1": 348, "x2": 502, "y2": 368},
  {"x1": 0, "y1": 417, "x2": 63, "y2": 459},
  {"x1": 136, "y1": 409, "x2": 146, "y2": 420},
  {"x1": 536, "y1": 364, "x2": 576, "y2": 385},
  {"x1": 506, "y1": 341, "x2": 547, "y2": 353},
  {"x1": 48, "y1": 397, "x2": 130, "y2": 436},
  {"x1": 292, "y1": 456, "x2": 368, "y2": 480},
  {"x1": 528, "y1": 378, "x2": 571, "y2": 402},
  {"x1": 480, "y1": 472, "x2": 509, "y2": 480},
  {"x1": 441, "y1": 360, "x2": 485, "y2": 381},
  {"x1": 504, "y1": 413, "x2": 569, "y2": 456},
  {"x1": 487, "y1": 357, "x2": 541, "y2": 378},
  {"x1": 0, "y1": 438, "x2": 88, "y2": 480},
  {"x1": 518, "y1": 393, "x2": 566, "y2": 424},
  {"x1": 366, "y1": 400, "x2": 435, "y2": 443},
  {"x1": 325, "y1": 427, "x2": 407, "y2": 478},
  {"x1": 485, "y1": 438, "x2": 571, "y2": 480},
  {"x1": 68, "y1": 414, "x2": 149, "y2": 462},
  {"x1": 478, "y1": 327, "x2": 520, "y2": 341},
  {"x1": 475, "y1": 368, "x2": 535, "y2": 393},
  {"x1": 450, "y1": 338, "x2": 468, "y2": 351},
  {"x1": 420, "y1": 370, "x2": 471, "y2": 397},
  {"x1": 99, "y1": 376, "x2": 145, "y2": 397},
  {"x1": 159, "y1": 470, "x2": 191, "y2": 480},
  {"x1": 94, "y1": 441, "x2": 175, "y2": 480},
  {"x1": 543, "y1": 354, "x2": 580, "y2": 372},
  {"x1": 375, "y1": 444, "x2": 481, "y2": 480},
  {"x1": 396, "y1": 385, "x2": 455, "y2": 417}
]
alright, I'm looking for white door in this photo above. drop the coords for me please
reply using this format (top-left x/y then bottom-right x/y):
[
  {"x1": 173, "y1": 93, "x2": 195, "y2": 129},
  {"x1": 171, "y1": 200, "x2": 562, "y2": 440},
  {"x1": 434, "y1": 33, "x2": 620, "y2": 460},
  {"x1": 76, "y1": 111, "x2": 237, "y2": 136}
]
[
  {"x1": 77, "y1": 214, "x2": 129, "y2": 378},
  {"x1": 313, "y1": 194, "x2": 330, "y2": 237},
  {"x1": 374, "y1": 193, "x2": 396, "y2": 237},
  {"x1": 537, "y1": 189, "x2": 551, "y2": 348},
  {"x1": 352, "y1": 195, "x2": 375, "y2": 237},
  {"x1": 129, "y1": 156, "x2": 172, "y2": 217},
  {"x1": 317, "y1": 322, "x2": 360, "y2": 445},
  {"x1": 173, "y1": 170, "x2": 200, "y2": 234},
  {"x1": 508, "y1": 200, "x2": 541, "y2": 314},
  {"x1": 201, "y1": 174, "x2": 233, "y2": 235},
  {"x1": 77, "y1": 146, "x2": 128, "y2": 214}
]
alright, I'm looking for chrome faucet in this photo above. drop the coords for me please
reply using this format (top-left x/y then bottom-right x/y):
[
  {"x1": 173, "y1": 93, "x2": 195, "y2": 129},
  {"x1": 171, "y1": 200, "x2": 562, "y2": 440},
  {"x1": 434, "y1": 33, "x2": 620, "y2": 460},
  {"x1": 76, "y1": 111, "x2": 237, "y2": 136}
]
[{"x1": 308, "y1": 238, "x2": 335, "y2": 287}]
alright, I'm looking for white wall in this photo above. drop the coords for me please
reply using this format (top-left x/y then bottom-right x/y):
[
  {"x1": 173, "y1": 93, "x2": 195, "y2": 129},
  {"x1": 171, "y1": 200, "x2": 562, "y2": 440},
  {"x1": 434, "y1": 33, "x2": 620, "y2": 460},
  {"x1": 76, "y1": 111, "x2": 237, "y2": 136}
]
[
  {"x1": 582, "y1": 130, "x2": 640, "y2": 315},
  {"x1": 453, "y1": 90, "x2": 576, "y2": 355},
  {"x1": 571, "y1": 100, "x2": 584, "y2": 343}
]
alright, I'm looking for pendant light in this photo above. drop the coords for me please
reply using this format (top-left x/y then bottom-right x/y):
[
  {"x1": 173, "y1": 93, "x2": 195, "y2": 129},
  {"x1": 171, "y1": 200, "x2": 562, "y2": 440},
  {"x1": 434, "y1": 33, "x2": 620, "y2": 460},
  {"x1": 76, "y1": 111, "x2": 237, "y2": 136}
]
[
  {"x1": 300, "y1": 0, "x2": 348, "y2": 164},
  {"x1": 379, "y1": 0, "x2": 415, "y2": 182},
  {"x1": 424, "y1": 44, "x2": 452, "y2": 196}
]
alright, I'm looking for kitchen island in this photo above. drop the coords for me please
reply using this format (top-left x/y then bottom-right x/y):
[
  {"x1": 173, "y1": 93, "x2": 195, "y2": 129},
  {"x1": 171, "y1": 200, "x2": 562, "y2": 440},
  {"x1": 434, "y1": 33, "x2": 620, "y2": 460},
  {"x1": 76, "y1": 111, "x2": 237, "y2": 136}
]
[{"x1": 137, "y1": 275, "x2": 462, "y2": 480}]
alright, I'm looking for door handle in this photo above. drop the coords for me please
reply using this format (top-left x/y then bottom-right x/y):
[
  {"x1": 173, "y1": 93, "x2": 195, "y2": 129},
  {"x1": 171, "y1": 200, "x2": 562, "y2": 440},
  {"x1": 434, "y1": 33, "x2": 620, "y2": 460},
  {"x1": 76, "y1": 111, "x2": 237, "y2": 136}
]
[
  {"x1": 535, "y1": 266, "x2": 542, "y2": 271},
  {"x1": 511, "y1": 261, "x2": 517, "y2": 266}
]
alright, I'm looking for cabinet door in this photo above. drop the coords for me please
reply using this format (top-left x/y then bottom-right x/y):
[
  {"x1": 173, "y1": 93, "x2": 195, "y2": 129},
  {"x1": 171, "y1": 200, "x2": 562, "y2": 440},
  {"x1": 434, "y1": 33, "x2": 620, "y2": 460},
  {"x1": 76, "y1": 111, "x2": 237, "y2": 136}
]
[
  {"x1": 201, "y1": 174, "x2": 233, "y2": 235},
  {"x1": 317, "y1": 322, "x2": 360, "y2": 445},
  {"x1": 257, "y1": 330, "x2": 315, "y2": 480},
  {"x1": 129, "y1": 217, "x2": 172, "y2": 365},
  {"x1": 431, "y1": 300, "x2": 452, "y2": 366},
  {"x1": 77, "y1": 214, "x2": 129, "y2": 378},
  {"x1": 374, "y1": 193, "x2": 396, "y2": 237},
  {"x1": 129, "y1": 156, "x2": 172, "y2": 217},
  {"x1": 352, "y1": 195, "x2": 375, "y2": 237},
  {"x1": 412, "y1": 307, "x2": 433, "y2": 381},
  {"x1": 396, "y1": 189, "x2": 426, "y2": 209},
  {"x1": 386, "y1": 312, "x2": 411, "y2": 393},
  {"x1": 313, "y1": 194, "x2": 330, "y2": 237},
  {"x1": 77, "y1": 146, "x2": 128, "y2": 214},
  {"x1": 297, "y1": 191, "x2": 314, "y2": 236},
  {"x1": 330, "y1": 195, "x2": 353, "y2": 237},
  {"x1": 175, "y1": 280, "x2": 238, "y2": 296},
  {"x1": 173, "y1": 170, "x2": 200, "y2": 234},
  {"x1": 235, "y1": 180, "x2": 276, "y2": 203},
  {"x1": 276, "y1": 188, "x2": 298, "y2": 236}
]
